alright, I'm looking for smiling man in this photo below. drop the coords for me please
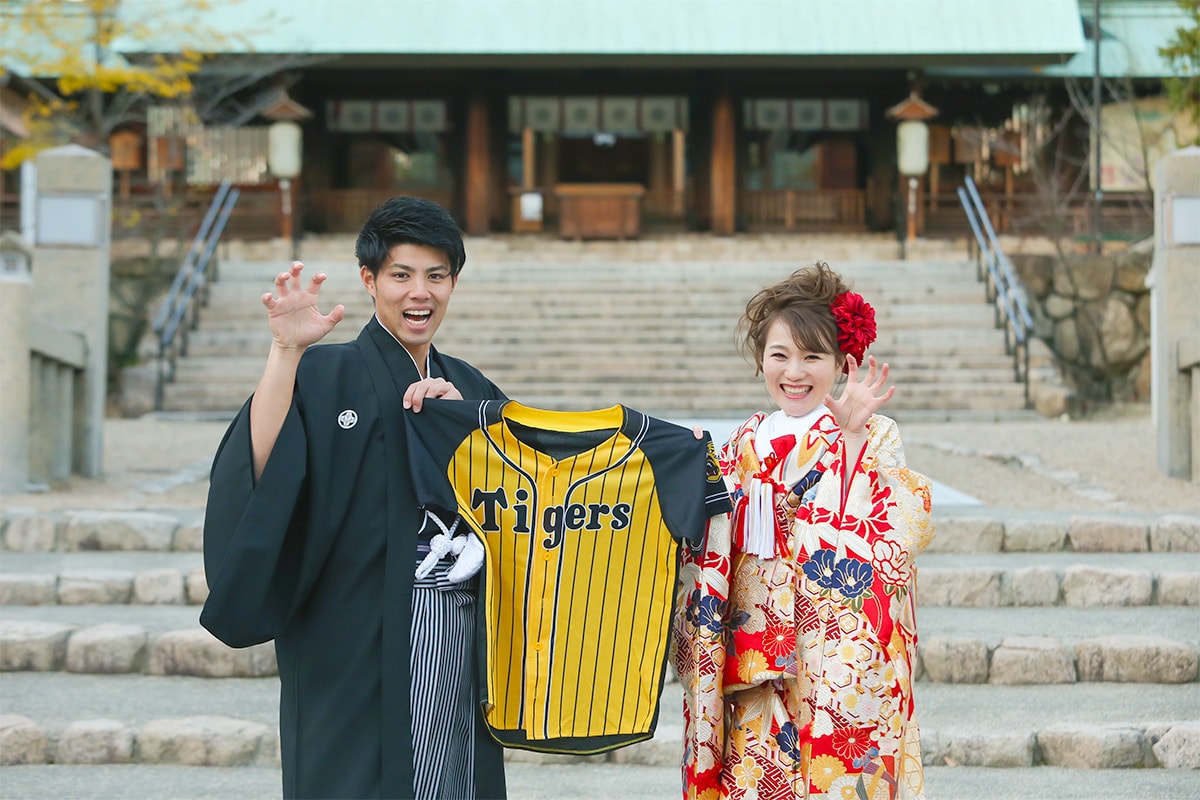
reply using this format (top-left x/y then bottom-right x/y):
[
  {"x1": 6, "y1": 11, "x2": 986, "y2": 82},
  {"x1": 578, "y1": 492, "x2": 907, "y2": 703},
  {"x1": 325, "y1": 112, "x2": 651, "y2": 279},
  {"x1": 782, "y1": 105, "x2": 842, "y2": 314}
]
[{"x1": 200, "y1": 196, "x2": 508, "y2": 800}]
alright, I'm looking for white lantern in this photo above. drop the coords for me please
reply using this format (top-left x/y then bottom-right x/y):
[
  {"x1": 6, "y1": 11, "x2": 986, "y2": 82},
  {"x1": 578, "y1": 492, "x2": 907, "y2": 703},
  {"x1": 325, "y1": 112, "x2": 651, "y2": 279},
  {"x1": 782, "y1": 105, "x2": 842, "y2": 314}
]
[
  {"x1": 268, "y1": 121, "x2": 303, "y2": 179},
  {"x1": 897, "y1": 120, "x2": 930, "y2": 176}
]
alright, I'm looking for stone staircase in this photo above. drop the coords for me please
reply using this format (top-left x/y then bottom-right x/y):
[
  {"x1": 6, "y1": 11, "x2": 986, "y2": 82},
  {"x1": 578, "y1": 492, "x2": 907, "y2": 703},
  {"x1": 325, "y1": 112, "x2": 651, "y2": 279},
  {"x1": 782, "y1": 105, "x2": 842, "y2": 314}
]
[
  {"x1": 160, "y1": 239, "x2": 1037, "y2": 421},
  {"x1": 2, "y1": 506, "x2": 1197, "y2": 798}
]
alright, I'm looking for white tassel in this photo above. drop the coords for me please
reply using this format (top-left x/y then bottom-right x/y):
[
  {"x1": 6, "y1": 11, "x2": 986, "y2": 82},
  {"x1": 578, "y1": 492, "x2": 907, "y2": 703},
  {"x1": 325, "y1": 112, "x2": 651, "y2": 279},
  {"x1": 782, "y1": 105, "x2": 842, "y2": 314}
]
[{"x1": 744, "y1": 478, "x2": 776, "y2": 559}]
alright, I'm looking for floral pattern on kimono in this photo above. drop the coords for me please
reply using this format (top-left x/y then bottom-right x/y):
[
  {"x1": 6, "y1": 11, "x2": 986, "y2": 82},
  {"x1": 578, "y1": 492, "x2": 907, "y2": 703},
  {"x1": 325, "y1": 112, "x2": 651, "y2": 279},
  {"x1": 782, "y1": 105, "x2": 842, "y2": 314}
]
[{"x1": 674, "y1": 412, "x2": 934, "y2": 800}]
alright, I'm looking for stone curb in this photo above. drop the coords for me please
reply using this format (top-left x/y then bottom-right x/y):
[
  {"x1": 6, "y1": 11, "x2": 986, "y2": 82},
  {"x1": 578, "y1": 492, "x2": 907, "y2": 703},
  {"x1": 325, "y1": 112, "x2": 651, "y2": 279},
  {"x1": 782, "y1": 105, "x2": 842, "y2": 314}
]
[
  {"x1": 0, "y1": 714, "x2": 279, "y2": 767},
  {"x1": 925, "y1": 514, "x2": 1200, "y2": 554},
  {"x1": 4, "y1": 563, "x2": 1197, "y2": 608},
  {"x1": 3, "y1": 713, "x2": 1197, "y2": 770},
  {"x1": 918, "y1": 566, "x2": 1199, "y2": 607},
  {"x1": 4, "y1": 623, "x2": 1196, "y2": 684},
  {"x1": 916, "y1": 634, "x2": 1199, "y2": 685},
  {"x1": 0, "y1": 568, "x2": 208, "y2": 606},
  {"x1": 4, "y1": 511, "x2": 1198, "y2": 554},
  {"x1": 1, "y1": 510, "x2": 204, "y2": 553},
  {"x1": 0, "y1": 623, "x2": 277, "y2": 677}
]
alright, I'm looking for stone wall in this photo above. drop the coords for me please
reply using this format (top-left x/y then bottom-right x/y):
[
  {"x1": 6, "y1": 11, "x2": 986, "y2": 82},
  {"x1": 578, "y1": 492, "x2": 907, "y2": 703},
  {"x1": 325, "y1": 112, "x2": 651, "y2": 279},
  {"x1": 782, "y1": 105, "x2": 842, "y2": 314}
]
[{"x1": 1011, "y1": 240, "x2": 1153, "y2": 406}]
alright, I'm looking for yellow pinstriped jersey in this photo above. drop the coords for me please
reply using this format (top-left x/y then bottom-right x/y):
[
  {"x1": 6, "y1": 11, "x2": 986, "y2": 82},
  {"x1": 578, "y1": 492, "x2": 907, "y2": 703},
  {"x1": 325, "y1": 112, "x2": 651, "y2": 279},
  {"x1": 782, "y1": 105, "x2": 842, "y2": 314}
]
[{"x1": 407, "y1": 400, "x2": 730, "y2": 754}]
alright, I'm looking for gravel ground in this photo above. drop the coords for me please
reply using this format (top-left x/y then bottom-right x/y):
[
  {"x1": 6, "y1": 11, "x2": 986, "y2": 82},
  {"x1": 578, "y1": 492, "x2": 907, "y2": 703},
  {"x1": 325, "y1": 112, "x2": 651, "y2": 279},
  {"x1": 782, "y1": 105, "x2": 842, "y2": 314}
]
[{"x1": 1, "y1": 403, "x2": 1196, "y2": 515}]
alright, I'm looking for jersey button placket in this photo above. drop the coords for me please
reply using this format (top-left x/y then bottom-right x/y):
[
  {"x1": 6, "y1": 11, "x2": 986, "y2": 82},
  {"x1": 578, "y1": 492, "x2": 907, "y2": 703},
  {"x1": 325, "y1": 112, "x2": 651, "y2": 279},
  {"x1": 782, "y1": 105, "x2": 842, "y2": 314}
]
[{"x1": 526, "y1": 457, "x2": 558, "y2": 736}]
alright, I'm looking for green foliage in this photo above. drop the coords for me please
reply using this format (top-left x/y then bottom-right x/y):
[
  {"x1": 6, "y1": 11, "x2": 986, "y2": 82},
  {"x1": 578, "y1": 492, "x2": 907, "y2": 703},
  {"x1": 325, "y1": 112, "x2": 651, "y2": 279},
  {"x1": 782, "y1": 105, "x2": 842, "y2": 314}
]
[{"x1": 1160, "y1": 0, "x2": 1200, "y2": 144}]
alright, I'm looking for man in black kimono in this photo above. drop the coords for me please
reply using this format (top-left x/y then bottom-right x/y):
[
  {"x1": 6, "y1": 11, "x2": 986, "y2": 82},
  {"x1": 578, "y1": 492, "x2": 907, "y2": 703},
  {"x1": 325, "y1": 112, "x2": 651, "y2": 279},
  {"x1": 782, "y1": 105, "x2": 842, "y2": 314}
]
[{"x1": 200, "y1": 196, "x2": 507, "y2": 800}]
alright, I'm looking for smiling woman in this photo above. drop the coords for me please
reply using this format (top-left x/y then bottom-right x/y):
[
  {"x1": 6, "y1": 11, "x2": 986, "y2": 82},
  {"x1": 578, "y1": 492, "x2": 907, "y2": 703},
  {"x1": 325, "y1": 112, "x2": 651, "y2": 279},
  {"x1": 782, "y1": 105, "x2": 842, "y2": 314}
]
[{"x1": 674, "y1": 261, "x2": 935, "y2": 800}]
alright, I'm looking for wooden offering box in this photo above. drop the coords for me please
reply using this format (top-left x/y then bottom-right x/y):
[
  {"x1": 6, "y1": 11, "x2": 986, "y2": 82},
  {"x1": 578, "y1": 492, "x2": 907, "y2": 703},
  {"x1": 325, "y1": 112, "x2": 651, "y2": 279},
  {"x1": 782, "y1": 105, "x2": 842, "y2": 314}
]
[{"x1": 554, "y1": 183, "x2": 645, "y2": 240}]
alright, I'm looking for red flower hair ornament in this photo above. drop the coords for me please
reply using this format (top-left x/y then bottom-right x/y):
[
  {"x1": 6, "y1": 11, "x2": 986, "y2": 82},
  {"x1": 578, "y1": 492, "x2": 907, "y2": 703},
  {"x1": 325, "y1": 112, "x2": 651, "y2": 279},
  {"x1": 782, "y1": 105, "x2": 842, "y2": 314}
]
[{"x1": 831, "y1": 291, "x2": 877, "y2": 373}]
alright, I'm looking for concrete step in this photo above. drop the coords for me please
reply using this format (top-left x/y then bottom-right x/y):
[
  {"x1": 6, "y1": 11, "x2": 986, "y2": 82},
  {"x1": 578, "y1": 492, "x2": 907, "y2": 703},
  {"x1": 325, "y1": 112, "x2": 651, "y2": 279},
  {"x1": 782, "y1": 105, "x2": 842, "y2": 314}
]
[{"x1": 3, "y1": 674, "x2": 1197, "y2": 770}]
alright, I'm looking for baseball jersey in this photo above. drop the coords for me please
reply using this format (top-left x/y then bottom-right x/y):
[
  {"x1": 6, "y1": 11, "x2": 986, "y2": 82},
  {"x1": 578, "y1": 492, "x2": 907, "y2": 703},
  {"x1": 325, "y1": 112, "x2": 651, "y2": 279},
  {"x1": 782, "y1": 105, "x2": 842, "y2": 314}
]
[{"x1": 406, "y1": 399, "x2": 731, "y2": 754}]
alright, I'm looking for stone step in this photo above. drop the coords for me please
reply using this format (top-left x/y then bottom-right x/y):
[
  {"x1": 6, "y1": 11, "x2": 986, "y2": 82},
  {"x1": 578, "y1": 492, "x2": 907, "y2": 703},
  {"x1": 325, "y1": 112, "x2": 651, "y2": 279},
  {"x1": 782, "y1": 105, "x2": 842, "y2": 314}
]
[
  {"x1": 4, "y1": 606, "x2": 1197, "y2": 683},
  {"x1": 170, "y1": 352, "x2": 1020, "y2": 378},
  {"x1": 2, "y1": 551, "x2": 1194, "y2": 610},
  {"x1": 6, "y1": 509, "x2": 1195, "y2": 555},
  {"x1": 2, "y1": 764, "x2": 1199, "y2": 800},
  {"x1": 3, "y1": 675, "x2": 1197, "y2": 770},
  {"x1": 182, "y1": 325, "x2": 1013, "y2": 351}
]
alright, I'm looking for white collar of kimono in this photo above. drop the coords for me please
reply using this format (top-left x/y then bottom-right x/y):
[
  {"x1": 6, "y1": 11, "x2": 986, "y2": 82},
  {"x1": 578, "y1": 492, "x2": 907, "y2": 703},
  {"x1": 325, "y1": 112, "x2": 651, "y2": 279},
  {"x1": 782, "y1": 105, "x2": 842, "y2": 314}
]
[
  {"x1": 374, "y1": 314, "x2": 431, "y2": 379},
  {"x1": 754, "y1": 406, "x2": 826, "y2": 461}
]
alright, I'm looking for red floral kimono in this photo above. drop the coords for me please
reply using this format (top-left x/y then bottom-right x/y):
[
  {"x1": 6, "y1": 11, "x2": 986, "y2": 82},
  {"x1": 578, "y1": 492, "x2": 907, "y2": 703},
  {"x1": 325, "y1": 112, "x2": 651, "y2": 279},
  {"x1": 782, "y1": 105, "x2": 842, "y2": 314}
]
[{"x1": 673, "y1": 412, "x2": 934, "y2": 800}]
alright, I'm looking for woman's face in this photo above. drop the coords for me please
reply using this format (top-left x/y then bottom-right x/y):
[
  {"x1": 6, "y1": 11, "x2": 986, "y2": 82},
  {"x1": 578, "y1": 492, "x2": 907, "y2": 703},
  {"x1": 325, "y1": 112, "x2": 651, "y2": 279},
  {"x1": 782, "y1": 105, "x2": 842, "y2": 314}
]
[{"x1": 760, "y1": 318, "x2": 840, "y2": 417}]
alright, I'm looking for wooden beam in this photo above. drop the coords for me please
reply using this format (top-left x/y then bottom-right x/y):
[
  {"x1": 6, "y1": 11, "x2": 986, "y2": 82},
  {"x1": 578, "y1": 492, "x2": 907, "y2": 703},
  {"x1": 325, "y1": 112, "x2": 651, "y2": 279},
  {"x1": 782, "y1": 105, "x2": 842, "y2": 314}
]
[
  {"x1": 522, "y1": 127, "x2": 535, "y2": 189},
  {"x1": 465, "y1": 95, "x2": 491, "y2": 235},
  {"x1": 710, "y1": 89, "x2": 736, "y2": 236}
]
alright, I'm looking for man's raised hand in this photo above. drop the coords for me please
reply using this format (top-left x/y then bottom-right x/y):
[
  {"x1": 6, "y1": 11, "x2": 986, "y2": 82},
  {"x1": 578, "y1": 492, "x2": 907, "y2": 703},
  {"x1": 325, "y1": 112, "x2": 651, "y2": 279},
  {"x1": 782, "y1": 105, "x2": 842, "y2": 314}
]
[{"x1": 263, "y1": 261, "x2": 345, "y2": 350}]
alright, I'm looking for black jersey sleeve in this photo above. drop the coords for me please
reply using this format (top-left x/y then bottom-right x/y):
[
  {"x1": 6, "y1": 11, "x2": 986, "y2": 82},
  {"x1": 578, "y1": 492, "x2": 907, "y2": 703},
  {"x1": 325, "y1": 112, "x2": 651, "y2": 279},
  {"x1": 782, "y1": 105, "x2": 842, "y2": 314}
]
[
  {"x1": 403, "y1": 397, "x2": 491, "y2": 515},
  {"x1": 638, "y1": 416, "x2": 734, "y2": 548}
]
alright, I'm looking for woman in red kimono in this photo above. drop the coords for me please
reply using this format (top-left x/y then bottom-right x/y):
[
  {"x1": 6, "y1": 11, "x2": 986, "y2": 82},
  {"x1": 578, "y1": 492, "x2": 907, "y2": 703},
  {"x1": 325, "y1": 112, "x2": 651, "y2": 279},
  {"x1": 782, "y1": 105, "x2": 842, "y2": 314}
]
[{"x1": 674, "y1": 262, "x2": 935, "y2": 800}]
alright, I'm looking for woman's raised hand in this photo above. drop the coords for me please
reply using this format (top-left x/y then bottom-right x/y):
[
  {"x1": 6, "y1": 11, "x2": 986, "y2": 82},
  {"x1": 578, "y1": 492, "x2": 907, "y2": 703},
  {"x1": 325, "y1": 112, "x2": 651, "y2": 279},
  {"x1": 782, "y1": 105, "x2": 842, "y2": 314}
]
[
  {"x1": 824, "y1": 354, "x2": 895, "y2": 435},
  {"x1": 262, "y1": 261, "x2": 345, "y2": 350}
]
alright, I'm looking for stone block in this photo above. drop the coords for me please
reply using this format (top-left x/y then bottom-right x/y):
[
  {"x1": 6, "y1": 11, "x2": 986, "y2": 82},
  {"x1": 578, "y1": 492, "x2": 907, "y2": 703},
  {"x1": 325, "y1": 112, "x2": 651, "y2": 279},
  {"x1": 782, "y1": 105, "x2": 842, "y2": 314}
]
[
  {"x1": 607, "y1": 727, "x2": 684, "y2": 766},
  {"x1": 3, "y1": 513, "x2": 58, "y2": 551},
  {"x1": 63, "y1": 511, "x2": 177, "y2": 551},
  {"x1": 0, "y1": 621, "x2": 73, "y2": 671},
  {"x1": 1002, "y1": 567, "x2": 1060, "y2": 606},
  {"x1": 0, "y1": 714, "x2": 47, "y2": 765},
  {"x1": 148, "y1": 629, "x2": 277, "y2": 678},
  {"x1": 917, "y1": 569, "x2": 1001, "y2": 607},
  {"x1": 1151, "y1": 722, "x2": 1200, "y2": 769},
  {"x1": 1038, "y1": 725, "x2": 1146, "y2": 768},
  {"x1": 917, "y1": 638, "x2": 989, "y2": 684},
  {"x1": 1067, "y1": 516, "x2": 1149, "y2": 552},
  {"x1": 133, "y1": 568, "x2": 185, "y2": 605},
  {"x1": 1075, "y1": 635, "x2": 1199, "y2": 683},
  {"x1": 185, "y1": 568, "x2": 209, "y2": 605},
  {"x1": 989, "y1": 636, "x2": 1076, "y2": 684},
  {"x1": 946, "y1": 732, "x2": 1034, "y2": 767},
  {"x1": 1157, "y1": 572, "x2": 1200, "y2": 606},
  {"x1": 58, "y1": 569, "x2": 134, "y2": 604},
  {"x1": 923, "y1": 517, "x2": 1003, "y2": 554},
  {"x1": 1061, "y1": 566, "x2": 1153, "y2": 607},
  {"x1": 1002, "y1": 519, "x2": 1066, "y2": 552},
  {"x1": 1151, "y1": 515, "x2": 1200, "y2": 552},
  {"x1": 66, "y1": 624, "x2": 148, "y2": 674},
  {"x1": 172, "y1": 522, "x2": 204, "y2": 552},
  {"x1": 57, "y1": 719, "x2": 133, "y2": 764},
  {"x1": 0, "y1": 573, "x2": 57, "y2": 605},
  {"x1": 137, "y1": 716, "x2": 270, "y2": 766}
]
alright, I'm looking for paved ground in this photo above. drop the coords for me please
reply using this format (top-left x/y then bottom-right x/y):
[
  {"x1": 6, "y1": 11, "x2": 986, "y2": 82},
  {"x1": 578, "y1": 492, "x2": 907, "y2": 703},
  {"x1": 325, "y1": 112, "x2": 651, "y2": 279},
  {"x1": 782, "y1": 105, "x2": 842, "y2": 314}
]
[{"x1": 3, "y1": 401, "x2": 1196, "y2": 516}]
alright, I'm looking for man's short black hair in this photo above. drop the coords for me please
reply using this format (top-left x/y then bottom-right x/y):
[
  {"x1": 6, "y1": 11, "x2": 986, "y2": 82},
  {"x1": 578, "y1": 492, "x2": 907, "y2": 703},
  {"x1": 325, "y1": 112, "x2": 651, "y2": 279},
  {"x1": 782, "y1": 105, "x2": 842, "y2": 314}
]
[{"x1": 355, "y1": 196, "x2": 467, "y2": 277}]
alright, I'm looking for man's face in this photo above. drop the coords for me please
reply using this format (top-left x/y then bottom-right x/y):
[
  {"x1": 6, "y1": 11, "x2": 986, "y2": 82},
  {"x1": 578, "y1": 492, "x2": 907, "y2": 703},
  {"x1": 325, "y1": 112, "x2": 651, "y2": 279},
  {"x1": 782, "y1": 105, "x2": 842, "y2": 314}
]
[{"x1": 361, "y1": 242, "x2": 457, "y2": 364}]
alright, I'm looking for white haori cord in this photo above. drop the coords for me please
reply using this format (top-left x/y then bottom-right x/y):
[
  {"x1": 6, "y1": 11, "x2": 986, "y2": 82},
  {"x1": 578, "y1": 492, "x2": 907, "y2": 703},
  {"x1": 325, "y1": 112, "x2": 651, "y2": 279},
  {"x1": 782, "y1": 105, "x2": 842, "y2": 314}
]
[
  {"x1": 415, "y1": 512, "x2": 485, "y2": 582},
  {"x1": 745, "y1": 477, "x2": 778, "y2": 559}
]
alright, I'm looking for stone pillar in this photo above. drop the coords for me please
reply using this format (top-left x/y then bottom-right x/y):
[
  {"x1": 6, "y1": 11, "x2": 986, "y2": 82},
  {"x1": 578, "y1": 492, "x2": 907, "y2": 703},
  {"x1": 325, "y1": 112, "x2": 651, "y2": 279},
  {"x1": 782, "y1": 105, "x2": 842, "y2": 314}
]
[
  {"x1": 0, "y1": 250, "x2": 32, "y2": 491},
  {"x1": 31, "y1": 144, "x2": 112, "y2": 478},
  {"x1": 1151, "y1": 146, "x2": 1200, "y2": 480}
]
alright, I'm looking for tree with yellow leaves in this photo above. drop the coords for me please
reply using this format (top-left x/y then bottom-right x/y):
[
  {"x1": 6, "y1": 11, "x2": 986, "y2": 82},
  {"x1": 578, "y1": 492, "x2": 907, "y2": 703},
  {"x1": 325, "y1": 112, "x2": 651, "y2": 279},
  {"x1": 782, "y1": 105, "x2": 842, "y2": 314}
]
[{"x1": 0, "y1": 0, "x2": 240, "y2": 168}]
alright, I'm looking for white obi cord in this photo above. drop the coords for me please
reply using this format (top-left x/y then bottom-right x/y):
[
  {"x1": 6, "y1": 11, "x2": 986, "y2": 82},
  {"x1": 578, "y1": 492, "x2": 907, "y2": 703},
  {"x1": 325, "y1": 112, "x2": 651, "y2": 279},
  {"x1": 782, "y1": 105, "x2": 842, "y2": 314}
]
[{"x1": 415, "y1": 512, "x2": 485, "y2": 582}]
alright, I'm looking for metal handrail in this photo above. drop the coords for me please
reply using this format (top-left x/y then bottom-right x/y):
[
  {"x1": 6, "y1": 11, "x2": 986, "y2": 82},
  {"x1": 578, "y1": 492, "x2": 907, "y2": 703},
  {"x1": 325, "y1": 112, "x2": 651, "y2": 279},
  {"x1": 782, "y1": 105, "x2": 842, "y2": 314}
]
[
  {"x1": 958, "y1": 176, "x2": 1034, "y2": 407},
  {"x1": 154, "y1": 182, "x2": 240, "y2": 410}
]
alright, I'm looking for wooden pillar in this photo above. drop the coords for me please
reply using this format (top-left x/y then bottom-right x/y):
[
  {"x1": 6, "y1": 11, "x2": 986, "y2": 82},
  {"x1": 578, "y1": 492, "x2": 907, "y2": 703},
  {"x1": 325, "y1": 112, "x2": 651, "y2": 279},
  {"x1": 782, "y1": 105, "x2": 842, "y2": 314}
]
[
  {"x1": 522, "y1": 127, "x2": 536, "y2": 189},
  {"x1": 710, "y1": 87, "x2": 736, "y2": 236},
  {"x1": 466, "y1": 94, "x2": 491, "y2": 235},
  {"x1": 672, "y1": 129, "x2": 686, "y2": 216}
]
